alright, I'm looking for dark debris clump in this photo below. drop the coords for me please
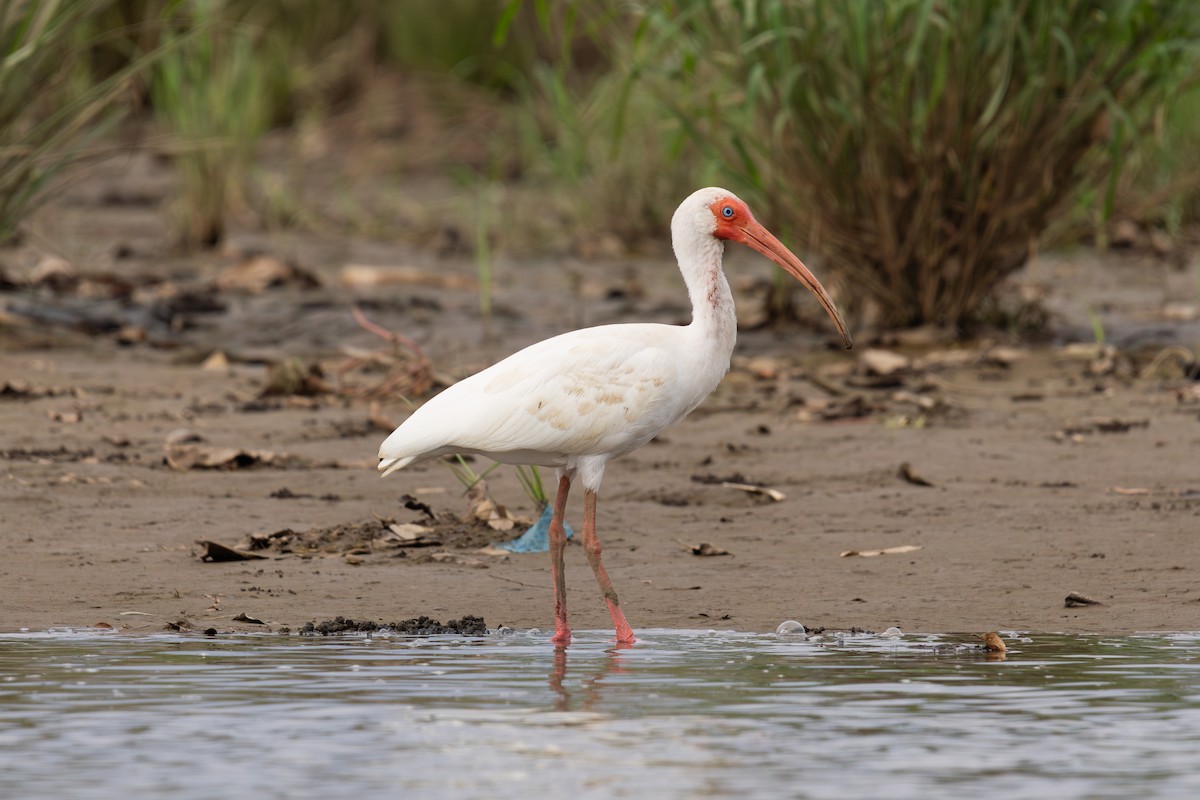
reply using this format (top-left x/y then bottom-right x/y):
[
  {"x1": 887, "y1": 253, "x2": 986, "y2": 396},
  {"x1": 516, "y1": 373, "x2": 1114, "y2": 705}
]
[
  {"x1": 800, "y1": 626, "x2": 875, "y2": 636},
  {"x1": 299, "y1": 614, "x2": 488, "y2": 637},
  {"x1": 300, "y1": 616, "x2": 378, "y2": 635}
]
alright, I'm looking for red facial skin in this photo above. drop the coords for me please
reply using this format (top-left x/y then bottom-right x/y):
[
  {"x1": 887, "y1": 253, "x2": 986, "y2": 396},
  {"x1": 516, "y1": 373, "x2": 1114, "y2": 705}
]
[{"x1": 707, "y1": 197, "x2": 852, "y2": 350}]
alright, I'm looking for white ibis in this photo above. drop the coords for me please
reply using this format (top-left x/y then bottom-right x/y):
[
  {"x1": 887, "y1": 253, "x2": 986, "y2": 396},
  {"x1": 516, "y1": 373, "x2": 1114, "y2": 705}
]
[{"x1": 378, "y1": 187, "x2": 851, "y2": 644}]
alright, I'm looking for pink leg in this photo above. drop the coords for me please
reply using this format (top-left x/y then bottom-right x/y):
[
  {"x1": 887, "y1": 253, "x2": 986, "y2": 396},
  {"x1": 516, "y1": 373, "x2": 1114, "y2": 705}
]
[
  {"x1": 549, "y1": 475, "x2": 572, "y2": 645},
  {"x1": 582, "y1": 490, "x2": 636, "y2": 643}
]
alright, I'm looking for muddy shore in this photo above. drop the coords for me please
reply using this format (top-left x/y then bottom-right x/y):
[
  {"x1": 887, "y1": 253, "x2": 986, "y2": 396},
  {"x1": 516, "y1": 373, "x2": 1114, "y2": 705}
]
[{"x1": 2, "y1": 160, "x2": 1198, "y2": 637}]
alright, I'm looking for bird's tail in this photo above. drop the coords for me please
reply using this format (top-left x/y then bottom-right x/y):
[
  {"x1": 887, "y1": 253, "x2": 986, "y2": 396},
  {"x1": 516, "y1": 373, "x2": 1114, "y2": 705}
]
[{"x1": 377, "y1": 455, "x2": 416, "y2": 478}]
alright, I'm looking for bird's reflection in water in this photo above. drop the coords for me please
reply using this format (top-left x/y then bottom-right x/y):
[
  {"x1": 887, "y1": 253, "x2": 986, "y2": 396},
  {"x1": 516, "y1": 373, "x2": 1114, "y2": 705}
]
[{"x1": 549, "y1": 640, "x2": 634, "y2": 712}]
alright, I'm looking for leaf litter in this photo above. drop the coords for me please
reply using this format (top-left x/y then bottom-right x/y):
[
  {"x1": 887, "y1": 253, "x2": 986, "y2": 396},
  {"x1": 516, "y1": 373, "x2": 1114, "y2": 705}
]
[{"x1": 163, "y1": 429, "x2": 342, "y2": 471}]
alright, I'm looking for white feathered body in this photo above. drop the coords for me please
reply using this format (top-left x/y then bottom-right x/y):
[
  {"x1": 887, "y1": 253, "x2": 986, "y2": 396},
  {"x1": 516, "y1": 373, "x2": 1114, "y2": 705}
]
[{"x1": 377, "y1": 318, "x2": 733, "y2": 488}]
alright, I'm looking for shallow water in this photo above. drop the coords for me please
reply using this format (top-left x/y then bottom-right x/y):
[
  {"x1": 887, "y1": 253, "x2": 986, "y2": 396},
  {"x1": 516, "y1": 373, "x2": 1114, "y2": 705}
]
[{"x1": 2, "y1": 629, "x2": 1199, "y2": 799}]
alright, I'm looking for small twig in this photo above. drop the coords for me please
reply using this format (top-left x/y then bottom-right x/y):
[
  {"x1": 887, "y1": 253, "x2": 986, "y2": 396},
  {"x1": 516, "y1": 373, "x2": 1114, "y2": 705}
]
[
  {"x1": 486, "y1": 573, "x2": 544, "y2": 589},
  {"x1": 338, "y1": 307, "x2": 434, "y2": 400},
  {"x1": 352, "y1": 305, "x2": 427, "y2": 357},
  {"x1": 804, "y1": 371, "x2": 847, "y2": 397}
]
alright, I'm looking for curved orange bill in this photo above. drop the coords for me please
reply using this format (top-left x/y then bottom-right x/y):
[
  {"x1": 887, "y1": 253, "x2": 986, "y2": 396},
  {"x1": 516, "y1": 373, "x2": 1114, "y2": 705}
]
[{"x1": 737, "y1": 220, "x2": 852, "y2": 349}]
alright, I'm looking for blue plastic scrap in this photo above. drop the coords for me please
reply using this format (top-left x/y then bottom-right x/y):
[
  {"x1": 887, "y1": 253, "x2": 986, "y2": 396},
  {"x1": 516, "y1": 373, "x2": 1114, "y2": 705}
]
[{"x1": 495, "y1": 504, "x2": 574, "y2": 553}]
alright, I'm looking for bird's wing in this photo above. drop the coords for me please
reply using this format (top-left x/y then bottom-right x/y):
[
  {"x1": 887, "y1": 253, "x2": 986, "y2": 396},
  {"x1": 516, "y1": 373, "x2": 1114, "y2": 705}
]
[{"x1": 378, "y1": 324, "x2": 689, "y2": 464}]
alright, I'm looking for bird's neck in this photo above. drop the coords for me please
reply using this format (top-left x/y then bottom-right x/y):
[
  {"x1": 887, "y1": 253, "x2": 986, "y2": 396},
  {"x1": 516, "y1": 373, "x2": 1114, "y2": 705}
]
[{"x1": 674, "y1": 234, "x2": 737, "y2": 356}]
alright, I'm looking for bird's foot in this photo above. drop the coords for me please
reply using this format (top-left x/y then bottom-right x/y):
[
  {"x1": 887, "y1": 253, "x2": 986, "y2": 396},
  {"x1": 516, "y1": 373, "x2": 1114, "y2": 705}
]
[
  {"x1": 606, "y1": 601, "x2": 635, "y2": 644},
  {"x1": 550, "y1": 627, "x2": 572, "y2": 646}
]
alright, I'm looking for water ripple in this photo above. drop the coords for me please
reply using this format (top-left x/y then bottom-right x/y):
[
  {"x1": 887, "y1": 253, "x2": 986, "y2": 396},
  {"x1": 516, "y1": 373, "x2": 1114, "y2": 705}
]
[{"x1": 1, "y1": 629, "x2": 1198, "y2": 799}]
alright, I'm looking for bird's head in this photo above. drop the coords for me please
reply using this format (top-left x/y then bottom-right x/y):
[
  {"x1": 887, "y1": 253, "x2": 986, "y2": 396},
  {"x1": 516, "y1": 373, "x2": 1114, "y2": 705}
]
[{"x1": 678, "y1": 187, "x2": 852, "y2": 350}]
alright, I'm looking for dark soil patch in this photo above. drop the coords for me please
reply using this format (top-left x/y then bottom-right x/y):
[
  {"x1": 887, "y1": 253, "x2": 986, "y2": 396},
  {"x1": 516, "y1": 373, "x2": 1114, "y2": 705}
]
[
  {"x1": 1, "y1": 446, "x2": 95, "y2": 462},
  {"x1": 299, "y1": 614, "x2": 488, "y2": 636}
]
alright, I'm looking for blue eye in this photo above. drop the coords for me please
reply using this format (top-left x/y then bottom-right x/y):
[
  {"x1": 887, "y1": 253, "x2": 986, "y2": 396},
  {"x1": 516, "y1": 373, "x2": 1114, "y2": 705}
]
[{"x1": 722, "y1": 206, "x2": 734, "y2": 218}]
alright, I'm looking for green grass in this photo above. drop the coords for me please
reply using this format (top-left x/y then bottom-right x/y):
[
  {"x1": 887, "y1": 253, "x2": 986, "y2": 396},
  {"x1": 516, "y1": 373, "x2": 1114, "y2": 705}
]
[
  {"x1": 444, "y1": 454, "x2": 500, "y2": 493},
  {"x1": 1086, "y1": 305, "x2": 1106, "y2": 346},
  {"x1": 492, "y1": 2, "x2": 704, "y2": 248},
  {"x1": 475, "y1": 185, "x2": 494, "y2": 322},
  {"x1": 381, "y1": 0, "x2": 538, "y2": 91},
  {"x1": 515, "y1": 465, "x2": 549, "y2": 508},
  {"x1": 0, "y1": 0, "x2": 172, "y2": 244},
  {"x1": 1116, "y1": 82, "x2": 1200, "y2": 235},
  {"x1": 150, "y1": 2, "x2": 271, "y2": 250}
]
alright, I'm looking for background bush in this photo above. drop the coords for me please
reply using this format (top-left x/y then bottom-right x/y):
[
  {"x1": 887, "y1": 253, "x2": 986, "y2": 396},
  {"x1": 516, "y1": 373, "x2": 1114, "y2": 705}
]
[{"x1": 617, "y1": 0, "x2": 1200, "y2": 327}]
